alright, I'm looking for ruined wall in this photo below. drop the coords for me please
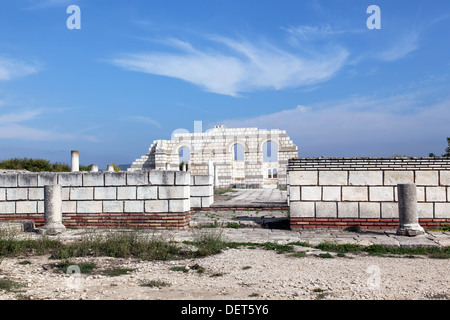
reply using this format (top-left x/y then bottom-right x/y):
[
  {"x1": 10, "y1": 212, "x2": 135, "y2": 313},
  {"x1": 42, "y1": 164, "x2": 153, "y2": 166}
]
[
  {"x1": 288, "y1": 158, "x2": 450, "y2": 230},
  {"x1": 129, "y1": 126, "x2": 298, "y2": 188}
]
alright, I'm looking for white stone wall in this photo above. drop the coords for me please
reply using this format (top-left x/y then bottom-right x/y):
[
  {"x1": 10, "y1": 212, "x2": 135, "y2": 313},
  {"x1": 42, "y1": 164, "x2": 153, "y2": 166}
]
[
  {"x1": 288, "y1": 158, "x2": 450, "y2": 219},
  {"x1": 190, "y1": 175, "x2": 214, "y2": 208}
]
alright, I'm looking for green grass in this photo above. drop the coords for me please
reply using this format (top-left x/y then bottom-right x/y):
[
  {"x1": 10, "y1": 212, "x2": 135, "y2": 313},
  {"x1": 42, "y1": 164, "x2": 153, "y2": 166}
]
[
  {"x1": 0, "y1": 235, "x2": 61, "y2": 257},
  {"x1": 262, "y1": 242, "x2": 294, "y2": 254},
  {"x1": 17, "y1": 260, "x2": 31, "y2": 265},
  {"x1": 214, "y1": 187, "x2": 236, "y2": 195},
  {"x1": 0, "y1": 279, "x2": 24, "y2": 292},
  {"x1": 242, "y1": 266, "x2": 252, "y2": 270},
  {"x1": 316, "y1": 241, "x2": 362, "y2": 253},
  {"x1": 318, "y1": 253, "x2": 334, "y2": 259},
  {"x1": 139, "y1": 279, "x2": 170, "y2": 288},
  {"x1": 170, "y1": 266, "x2": 189, "y2": 273},
  {"x1": 292, "y1": 252, "x2": 307, "y2": 258},
  {"x1": 225, "y1": 222, "x2": 242, "y2": 229},
  {"x1": 57, "y1": 260, "x2": 97, "y2": 274}
]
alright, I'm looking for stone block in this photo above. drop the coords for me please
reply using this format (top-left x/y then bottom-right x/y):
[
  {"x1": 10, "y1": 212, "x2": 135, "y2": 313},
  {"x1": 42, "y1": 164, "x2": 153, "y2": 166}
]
[
  {"x1": 62, "y1": 201, "x2": 77, "y2": 213},
  {"x1": 145, "y1": 200, "x2": 169, "y2": 213},
  {"x1": 0, "y1": 174, "x2": 17, "y2": 187},
  {"x1": 126, "y1": 172, "x2": 148, "y2": 186},
  {"x1": 28, "y1": 188, "x2": 44, "y2": 200},
  {"x1": 440, "y1": 171, "x2": 450, "y2": 186},
  {"x1": 159, "y1": 186, "x2": 189, "y2": 199},
  {"x1": 322, "y1": 187, "x2": 341, "y2": 201},
  {"x1": 190, "y1": 197, "x2": 202, "y2": 208},
  {"x1": 0, "y1": 188, "x2": 5, "y2": 201},
  {"x1": 137, "y1": 186, "x2": 157, "y2": 200},
  {"x1": 124, "y1": 201, "x2": 144, "y2": 213},
  {"x1": 289, "y1": 201, "x2": 315, "y2": 218},
  {"x1": 288, "y1": 171, "x2": 317, "y2": 186},
  {"x1": 103, "y1": 201, "x2": 124, "y2": 213},
  {"x1": 425, "y1": 187, "x2": 446, "y2": 202},
  {"x1": 18, "y1": 174, "x2": 38, "y2": 187},
  {"x1": 190, "y1": 186, "x2": 212, "y2": 197},
  {"x1": 337, "y1": 202, "x2": 359, "y2": 218},
  {"x1": 104, "y1": 172, "x2": 127, "y2": 186},
  {"x1": 37, "y1": 173, "x2": 58, "y2": 187},
  {"x1": 316, "y1": 202, "x2": 337, "y2": 218},
  {"x1": 359, "y1": 202, "x2": 380, "y2": 218},
  {"x1": 201, "y1": 196, "x2": 214, "y2": 207},
  {"x1": 288, "y1": 186, "x2": 300, "y2": 201},
  {"x1": 149, "y1": 171, "x2": 175, "y2": 186},
  {"x1": 417, "y1": 203, "x2": 433, "y2": 219},
  {"x1": 70, "y1": 187, "x2": 94, "y2": 200},
  {"x1": 381, "y1": 202, "x2": 398, "y2": 219},
  {"x1": 369, "y1": 187, "x2": 394, "y2": 202},
  {"x1": 77, "y1": 201, "x2": 102, "y2": 213},
  {"x1": 435, "y1": 203, "x2": 450, "y2": 218},
  {"x1": 349, "y1": 171, "x2": 382, "y2": 186},
  {"x1": 342, "y1": 187, "x2": 368, "y2": 201},
  {"x1": 301, "y1": 186, "x2": 321, "y2": 201},
  {"x1": 415, "y1": 171, "x2": 438, "y2": 186},
  {"x1": 58, "y1": 173, "x2": 82, "y2": 187},
  {"x1": 37, "y1": 201, "x2": 44, "y2": 214},
  {"x1": 61, "y1": 187, "x2": 70, "y2": 201},
  {"x1": 6, "y1": 188, "x2": 27, "y2": 200},
  {"x1": 168, "y1": 199, "x2": 190, "y2": 212},
  {"x1": 117, "y1": 187, "x2": 137, "y2": 200},
  {"x1": 16, "y1": 201, "x2": 37, "y2": 214},
  {"x1": 319, "y1": 171, "x2": 348, "y2": 186},
  {"x1": 384, "y1": 171, "x2": 414, "y2": 186},
  {"x1": 94, "y1": 187, "x2": 116, "y2": 200},
  {"x1": 176, "y1": 171, "x2": 191, "y2": 185},
  {"x1": 193, "y1": 175, "x2": 213, "y2": 186},
  {"x1": 0, "y1": 202, "x2": 15, "y2": 214},
  {"x1": 82, "y1": 173, "x2": 104, "y2": 187}
]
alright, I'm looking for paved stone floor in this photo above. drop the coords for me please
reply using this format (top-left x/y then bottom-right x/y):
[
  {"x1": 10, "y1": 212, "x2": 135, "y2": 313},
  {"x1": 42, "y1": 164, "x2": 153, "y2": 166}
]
[{"x1": 212, "y1": 188, "x2": 287, "y2": 208}]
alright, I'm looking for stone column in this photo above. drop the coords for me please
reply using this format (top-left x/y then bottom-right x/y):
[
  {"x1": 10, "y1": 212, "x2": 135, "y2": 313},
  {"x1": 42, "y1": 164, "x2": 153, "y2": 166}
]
[
  {"x1": 396, "y1": 184, "x2": 425, "y2": 236},
  {"x1": 90, "y1": 164, "x2": 99, "y2": 172},
  {"x1": 106, "y1": 164, "x2": 115, "y2": 172},
  {"x1": 214, "y1": 164, "x2": 219, "y2": 187},
  {"x1": 181, "y1": 162, "x2": 186, "y2": 172},
  {"x1": 71, "y1": 150, "x2": 79, "y2": 172},
  {"x1": 40, "y1": 185, "x2": 66, "y2": 235}
]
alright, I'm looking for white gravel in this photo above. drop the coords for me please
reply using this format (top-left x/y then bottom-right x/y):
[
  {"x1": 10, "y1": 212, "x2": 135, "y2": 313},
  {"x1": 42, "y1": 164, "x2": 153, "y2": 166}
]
[{"x1": 0, "y1": 248, "x2": 449, "y2": 300}]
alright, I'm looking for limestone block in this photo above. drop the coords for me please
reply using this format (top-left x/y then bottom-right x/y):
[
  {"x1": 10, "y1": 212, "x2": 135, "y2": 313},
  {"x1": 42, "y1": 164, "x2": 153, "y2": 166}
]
[
  {"x1": 289, "y1": 201, "x2": 315, "y2": 218},
  {"x1": 359, "y1": 202, "x2": 380, "y2": 218},
  {"x1": 417, "y1": 203, "x2": 433, "y2": 219},
  {"x1": 319, "y1": 171, "x2": 348, "y2": 186},
  {"x1": 369, "y1": 187, "x2": 394, "y2": 202},
  {"x1": 193, "y1": 175, "x2": 213, "y2": 186},
  {"x1": 201, "y1": 196, "x2": 214, "y2": 207},
  {"x1": 94, "y1": 187, "x2": 116, "y2": 200},
  {"x1": 440, "y1": 171, "x2": 450, "y2": 186},
  {"x1": 145, "y1": 200, "x2": 169, "y2": 213},
  {"x1": 37, "y1": 173, "x2": 58, "y2": 187},
  {"x1": 289, "y1": 171, "x2": 317, "y2": 186},
  {"x1": 159, "y1": 186, "x2": 189, "y2": 199},
  {"x1": 58, "y1": 173, "x2": 82, "y2": 187},
  {"x1": 76, "y1": 201, "x2": 102, "y2": 213},
  {"x1": 425, "y1": 187, "x2": 446, "y2": 202},
  {"x1": 191, "y1": 186, "x2": 212, "y2": 197},
  {"x1": 0, "y1": 202, "x2": 15, "y2": 214},
  {"x1": 175, "y1": 171, "x2": 191, "y2": 185},
  {"x1": 6, "y1": 188, "x2": 27, "y2": 200},
  {"x1": 342, "y1": 187, "x2": 368, "y2": 201},
  {"x1": 289, "y1": 186, "x2": 300, "y2": 201},
  {"x1": 384, "y1": 171, "x2": 414, "y2": 186},
  {"x1": 61, "y1": 187, "x2": 70, "y2": 201},
  {"x1": 124, "y1": 200, "x2": 144, "y2": 213},
  {"x1": 16, "y1": 201, "x2": 37, "y2": 214},
  {"x1": 137, "y1": 186, "x2": 157, "y2": 200},
  {"x1": 149, "y1": 171, "x2": 174, "y2": 186},
  {"x1": 381, "y1": 202, "x2": 398, "y2": 219},
  {"x1": 103, "y1": 201, "x2": 124, "y2": 213},
  {"x1": 337, "y1": 202, "x2": 359, "y2": 218},
  {"x1": 322, "y1": 187, "x2": 341, "y2": 201},
  {"x1": 62, "y1": 201, "x2": 77, "y2": 213},
  {"x1": 316, "y1": 202, "x2": 337, "y2": 218},
  {"x1": 38, "y1": 201, "x2": 44, "y2": 214},
  {"x1": 126, "y1": 172, "x2": 148, "y2": 186},
  {"x1": 301, "y1": 186, "x2": 321, "y2": 201},
  {"x1": 83, "y1": 173, "x2": 104, "y2": 187},
  {"x1": 415, "y1": 171, "x2": 438, "y2": 186},
  {"x1": 168, "y1": 199, "x2": 190, "y2": 212},
  {"x1": 190, "y1": 197, "x2": 202, "y2": 208},
  {"x1": 348, "y1": 171, "x2": 382, "y2": 186},
  {"x1": 70, "y1": 187, "x2": 94, "y2": 200},
  {"x1": 104, "y1": 172, "x2": 127, "y2": 186},
  {"x1": 0, "y1": 188, "x2": 5, "y2": 201},
  {"x1": 435, "y1": 203, "x2": 450, "y2": 218},
  {"x1": 117, "y1": 187, "x2": 137, "y2": 200},
  {"x1": 0, "y1": 174, "x2": 17, "y2": 187},
  {"x1": 416, "y1": 186, "x2": 425, "y2": 202},
  {"x1": 18, "y1": 174, "x2": 38, "y2": 187},
  {"x1": 28, "y1": 188, "x2": 44, "y2": 200}
]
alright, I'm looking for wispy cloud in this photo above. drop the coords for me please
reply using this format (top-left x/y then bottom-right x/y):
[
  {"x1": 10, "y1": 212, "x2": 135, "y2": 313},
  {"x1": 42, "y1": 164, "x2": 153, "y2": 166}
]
[
  {"x1": 378, "y1": 32, "x2": 420, "y2": 62},
  {"x1": 110, "y1": 36, "x2": 349, "y2": 96},
  {"x1": 0, "y1": 57, "x2": 39, "y2": 80},
  {"x1": 125, "y1": 115, "x2": 161, "y2": 128}
]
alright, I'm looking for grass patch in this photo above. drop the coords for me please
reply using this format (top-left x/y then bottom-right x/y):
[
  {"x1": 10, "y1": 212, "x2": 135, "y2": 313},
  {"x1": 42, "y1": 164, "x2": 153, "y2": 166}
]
[
  {"x1": 318, "y1": 253, "x2": 334, "y2": 259},
  {"x1": 249, "y1": 293, "x2": 259, "y2": 297},
  {"x1": 0, "y1": 234, "x2": 61, "y2": 257},
  {"x1": 139, "y1": 279, "x2": 170, "y2": 288},
  {"x1": 190, "y1": 230, "x2": 228, "y2": 257},
  {"x1": 316, "y1": 241, "x2": 362, "y2": 253},
  {"x1": 170, "y1": 266, "x2": 189, "y2": 273},
  {"x1": 214, "y1": 188, "x2": 235, "y2": 195},
  {"x1": 190, "y1": 263, "x2": 206, "y2": 274},
  {"x1": 242, "y1": 266, "x2": 252, "y2": 270},
  {"x1": 17, "y1": 260, "x2": 31, "y2": 265},
  {"x1": 210, "y1": 272, "x2": 224, "y2": 277},
  {"x1": 225, "y1": 222, "x2": 242, "y2": 229},
  {"x1": 57, "y1": 260, "x2": 97, "y2": 274},
  {"x1": 0, "y1": 279, "x2": 23, "y2": 292},
  {"x1": 292, "y1": 252, "x2": 307, "y2": 258},
  {"x1": 102, "y1": 268, "x2": 135, "y2": 277},
  {"x1": 262, "y1": 242, "x2": 294, "y2": 254}
]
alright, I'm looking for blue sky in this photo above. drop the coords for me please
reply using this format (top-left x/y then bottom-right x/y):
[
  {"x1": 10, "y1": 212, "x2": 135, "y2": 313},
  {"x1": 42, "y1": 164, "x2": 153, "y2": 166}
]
[{"x1": 0, "y1": 0, "x2": 449, "y2": 168}]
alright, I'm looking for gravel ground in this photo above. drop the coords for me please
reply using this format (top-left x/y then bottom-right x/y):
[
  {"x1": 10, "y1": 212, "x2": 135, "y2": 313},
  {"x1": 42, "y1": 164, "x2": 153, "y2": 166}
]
[{"x1": 0, "y1": 246, "x2": 449, "y2": 300}]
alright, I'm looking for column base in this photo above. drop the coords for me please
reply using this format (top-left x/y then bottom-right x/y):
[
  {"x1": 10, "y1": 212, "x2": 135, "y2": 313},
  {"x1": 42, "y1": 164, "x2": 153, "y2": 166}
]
[
  {"x1": 396, "y1": 223, "x2": 425, "y2": 237},
  {"x1": 38, "y1": 223, "x2": 66, "y2": 235}
]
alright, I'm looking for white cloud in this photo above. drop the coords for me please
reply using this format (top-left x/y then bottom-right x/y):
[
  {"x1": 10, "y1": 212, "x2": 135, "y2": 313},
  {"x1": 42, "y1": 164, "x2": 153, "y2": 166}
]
[
  {"x1": 0, "y1": 57, "x2": 39, "y2": 81},
  {"x1": 110, "y1": 36, "x2": 349, "y2": 96},
  {"x1": 125, "y1": 115, "x2": 161, "y2": 128},
  {"x1": 379, "y1": 32, "x2": 420, "y2": 62}
]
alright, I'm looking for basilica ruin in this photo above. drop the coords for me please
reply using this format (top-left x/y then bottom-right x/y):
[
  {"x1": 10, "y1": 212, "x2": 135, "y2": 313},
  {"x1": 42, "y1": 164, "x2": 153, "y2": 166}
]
[{"x1": 129, "y1": 125, "x2": 299, "y2": 188}]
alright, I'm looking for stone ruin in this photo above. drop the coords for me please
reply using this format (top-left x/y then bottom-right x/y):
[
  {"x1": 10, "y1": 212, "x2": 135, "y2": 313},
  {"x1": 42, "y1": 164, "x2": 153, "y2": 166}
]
[{"x1": 129, "y1": 125, "x2": 299, "y2": 189}]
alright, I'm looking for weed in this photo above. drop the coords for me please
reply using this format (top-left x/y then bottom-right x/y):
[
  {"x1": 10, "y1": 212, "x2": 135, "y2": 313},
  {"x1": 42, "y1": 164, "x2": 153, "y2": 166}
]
[
  {"x1": 262, "y1": 242, "x2": 294, "y2": 254},
  {"x1": 316, "y1": 241, "x2": 362, "y2": 253},
  {"x1": 0, "y1": 279, "x2": 23, "y2": 292},
  {"x1": 225, "y1": 222, "x2": 242, "y2": 229},
  {"x1": 192, "y1": 230, "x2": 227, "y2": 257},
  {"x1": 190, "y1": 263, "x2": 206, "y2": 274},
  {"x1": 292, "y1": 252, "x2": 307, "y2": 258},
  {"x1": 249, "y1": 293, "x2": 259, "y2": 297},
  {"x1": 139, "y1": 279, "x2": 170, "y2": 288},
  {"x1": 18, "y1": 260, "x2": 31, "y2": 265},
  {"x1": 170, "y1": 266, "x2": 189, "y2": 273},
  {"x1": 318, "y1": 253, "x2": 334, "y2": 259},
  {"x1": 210, "y1": 273, "x2": 224, "y2": 277},
  {"x1": 242, "y1": 266, "x2": 252, "y2": 270}
]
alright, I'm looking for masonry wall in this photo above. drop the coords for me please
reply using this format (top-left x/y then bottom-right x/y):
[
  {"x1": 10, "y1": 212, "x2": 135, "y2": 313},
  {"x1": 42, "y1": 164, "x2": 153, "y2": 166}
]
[
  {"x1": 288, "y1": 158, "x2": 450, "y2": 230},
  {"x1": 190, "y1": 174, "x2": 214, "y2": 209},
  {"x1": 0, "y1": 171, "x2": 192, "y2": 229}
]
